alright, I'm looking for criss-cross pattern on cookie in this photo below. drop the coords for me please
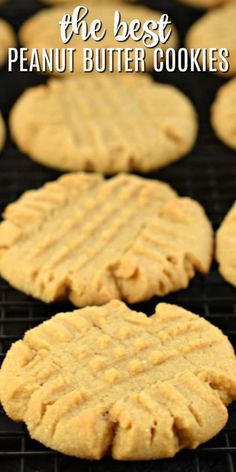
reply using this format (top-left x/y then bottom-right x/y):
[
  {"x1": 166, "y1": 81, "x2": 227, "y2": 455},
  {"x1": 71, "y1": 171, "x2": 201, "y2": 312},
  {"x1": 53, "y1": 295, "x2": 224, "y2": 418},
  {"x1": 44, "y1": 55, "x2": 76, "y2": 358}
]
[
  {"x1": 1, "y1": 301, "x2": 236, "y2": 459},
  {"x1": 10, "y1": 75, "x2": 197, "y2": 173},
  {"x1": 0, "y1": 173, "x2": 212, "y2": 306}
]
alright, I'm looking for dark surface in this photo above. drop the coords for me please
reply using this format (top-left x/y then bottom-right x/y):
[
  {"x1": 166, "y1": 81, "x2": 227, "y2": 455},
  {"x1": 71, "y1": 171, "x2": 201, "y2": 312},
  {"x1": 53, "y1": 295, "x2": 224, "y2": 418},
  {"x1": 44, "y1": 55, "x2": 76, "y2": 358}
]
[{"x1": 0, "y1": 0, "x2": 236, "y2": 471}]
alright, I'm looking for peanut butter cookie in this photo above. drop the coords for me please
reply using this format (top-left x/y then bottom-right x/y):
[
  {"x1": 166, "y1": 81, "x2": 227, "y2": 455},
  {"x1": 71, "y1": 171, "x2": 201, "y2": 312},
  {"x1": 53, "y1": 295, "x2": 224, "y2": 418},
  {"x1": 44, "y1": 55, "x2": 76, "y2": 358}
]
[
  {"x1": 0, "y1": 18, "x2": 15, "y2": 67},
  {"x1": 0, "y1": 173, "x2": 213, "y2": 306},
  {"x1": 186, "y1": 4, "x2": 236, "y2": 75},
  {"x1": 211, "y1": 78, "x2": 236, "y2": 149},
  {"x1": 1, "y1": 301, "x2": 235, "y2": 459},
  {"x1": 10, "y1": 75, "x2": 198, "y2": 173},
  {"x1": 216, "y1": 202, "x2": 236, "y2": 286}
]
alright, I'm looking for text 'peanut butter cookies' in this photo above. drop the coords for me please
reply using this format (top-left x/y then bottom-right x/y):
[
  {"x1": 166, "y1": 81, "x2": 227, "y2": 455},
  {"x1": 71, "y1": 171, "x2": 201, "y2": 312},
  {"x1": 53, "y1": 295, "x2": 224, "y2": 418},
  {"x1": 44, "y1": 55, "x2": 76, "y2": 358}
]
[
  {"x1": 0, "y1": 113, "x2": 5, "y2": 152},
  {"x1": 216, "y1": 202, "x2": 236, "y2": 287},
  {"x1": 186, "y1": 4, "x2": 236, "y2": 76},
  {"x1": 10, "y1": 75, "x2": 198, "y2": 174},
  {"x1": 0, "y1": 173, "x2": 213, "y2": 306},
  {"x1": 0, "y1": 18, "x2": 15, "y2": 67},
  {"x1": 1, "y1": 301, "x2": 236, "y2": 460},
  {"x1": 19, "y1": 2, "x2": 178, "y2": 74},
  {"x1": 211, "y1": 79, "x2": 236, "y2": 149}
]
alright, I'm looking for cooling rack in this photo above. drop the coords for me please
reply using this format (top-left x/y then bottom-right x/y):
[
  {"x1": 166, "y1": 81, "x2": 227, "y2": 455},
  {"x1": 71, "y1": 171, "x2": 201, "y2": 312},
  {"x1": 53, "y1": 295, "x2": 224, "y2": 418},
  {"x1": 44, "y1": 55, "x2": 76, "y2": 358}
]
[{"x1": 0, "y1": 0, "x2": 236, "y2": 471}]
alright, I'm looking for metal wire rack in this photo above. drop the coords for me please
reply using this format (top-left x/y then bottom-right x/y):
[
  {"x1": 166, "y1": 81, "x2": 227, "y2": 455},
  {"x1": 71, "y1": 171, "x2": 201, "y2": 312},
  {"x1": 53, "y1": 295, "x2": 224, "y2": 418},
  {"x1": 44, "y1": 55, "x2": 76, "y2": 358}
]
[{"x1": 0, "y1": 0, "x2": 236, "y2": 471}]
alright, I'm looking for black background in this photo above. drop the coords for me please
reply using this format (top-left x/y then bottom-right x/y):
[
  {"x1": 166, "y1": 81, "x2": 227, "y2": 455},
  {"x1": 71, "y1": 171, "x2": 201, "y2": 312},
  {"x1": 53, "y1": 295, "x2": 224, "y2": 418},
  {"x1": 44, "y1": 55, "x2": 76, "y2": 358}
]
[{"x1": 0, "y1": 1, "x2": 236, "y2": 471}]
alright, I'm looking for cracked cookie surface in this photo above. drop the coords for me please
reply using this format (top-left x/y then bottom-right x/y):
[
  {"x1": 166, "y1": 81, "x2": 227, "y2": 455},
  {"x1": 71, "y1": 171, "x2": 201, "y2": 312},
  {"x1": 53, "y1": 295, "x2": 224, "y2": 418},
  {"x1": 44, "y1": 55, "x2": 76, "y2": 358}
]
[
  {"x1": 10, "y1": 75, "x2": 198, "y2": 173},
  {"x1": 216, "y1": 202, "x2": 236, "y2": 286},
  {"x1": 0, "y1": 173, "x2": 213, "y2": 306},
  {"x1": 1, "y1": 301, "x2": 236, "y2": 460}
]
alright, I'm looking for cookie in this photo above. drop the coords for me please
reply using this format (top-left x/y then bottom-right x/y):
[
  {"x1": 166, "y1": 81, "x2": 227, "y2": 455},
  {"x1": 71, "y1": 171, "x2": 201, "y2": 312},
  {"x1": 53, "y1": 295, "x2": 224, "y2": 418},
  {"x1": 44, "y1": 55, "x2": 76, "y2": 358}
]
[
  {"x1": 10, "y1": 75, "x2": 198, "y2": 174},
  {"x1": 0, "y1": 18, "x2": 15, "y2": 67},
  {"x1": 0, "y1": 113, "x2": 6, "y2": 152},
  {"x1": 216, "y1": 202, "x2": 236, "y2": 287},
  {"x1": 186, "y1": 3, "x2": 236, "y2": 76},
  {"x1": 211, "y1": 79, "x2": 236, "y2": 149},
  {"x1": 0, "y1": 173, "x2": 213, "y2": 306},
  {"x1": 1, "y1": 300, "x2": 236, "y2": 460},
  {"x1": 19, "y1": 2, "x2": 178, "y2": 74},
  {"x1": 179, "y1": 0, "x2": 235, "y2": 9}
]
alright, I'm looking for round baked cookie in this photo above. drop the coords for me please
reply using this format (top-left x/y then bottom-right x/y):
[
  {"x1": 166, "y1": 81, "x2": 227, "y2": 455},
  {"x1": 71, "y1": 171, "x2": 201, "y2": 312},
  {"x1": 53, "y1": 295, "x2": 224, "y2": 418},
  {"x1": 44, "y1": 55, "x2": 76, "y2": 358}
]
[
  {"x1": 186, "y1": 3, "x2": 236, "y2": 76},
  {"x1": 211, "y1": 79, "x2": 236, "y2": 149},
  {"x1": 0, "y1": 18, "x2": 15, "y2": 67},
  {"x1": 19, "y1": 2, "x2": 178, "y2": 74},
  {"x1": 0, "y1": 113, "x2": 6, "y2": 151},
  {"x1": 10, "y1": 75, "x2": 198, "y2": 174},
  {"x1": 216, "y1": 202, "x2": 236, "y2": 286},
  {"x1": 0, "y1": 173, "x2": 213, "y2": 306},
  {"x1": 1, "y1": 300, "x2": 236, "y2": 460},
  {"x1": 179, "y1": 0, "x2": 236, "y2": 9}
]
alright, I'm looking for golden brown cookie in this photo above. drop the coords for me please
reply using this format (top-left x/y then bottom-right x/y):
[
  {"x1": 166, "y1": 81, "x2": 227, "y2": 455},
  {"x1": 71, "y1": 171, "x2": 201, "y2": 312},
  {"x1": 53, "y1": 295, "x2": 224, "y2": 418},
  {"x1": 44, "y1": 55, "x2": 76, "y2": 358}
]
[
  {"x1": 0, "y1": 113, "x2": 6, "y2": 151},
  {"x1": 0, "y1": 173, "x2": 213, "y2": 306},
  {"x1": 179, "y1": 0, "x2": 236, "y2": 9},
  {"x1": 211, "y1": 79, "x2": 236, "y2": 149},
  {"x1": 186, "y1": 4, "x2": 236, "y2": 76},
  {"x1": 1, "y1": 300, "x2": 236, "y2": 460},
  {"x1": 216, "y1": 202, "x2": 236, "y2": 286},
  {"x1": 0, "y1": 18, "x2": 15, "y2": 67},
  {"x1": 19, "y1": 2, "x2": 178, "y2": 74},
  {"x1": 10, "y1": 75, "x2": 198, "y2": 174}
]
